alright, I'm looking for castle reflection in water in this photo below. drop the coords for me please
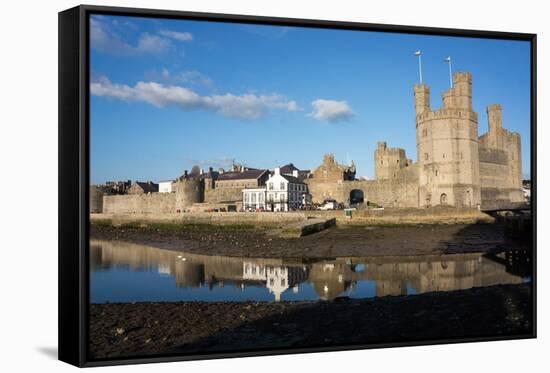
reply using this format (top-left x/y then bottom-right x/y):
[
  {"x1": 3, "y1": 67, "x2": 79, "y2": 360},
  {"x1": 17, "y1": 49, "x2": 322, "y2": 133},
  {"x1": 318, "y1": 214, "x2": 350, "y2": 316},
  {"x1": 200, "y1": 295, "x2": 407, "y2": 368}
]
[{"x1": 90, "y1": 240, "x2": 530, "y2": 302}]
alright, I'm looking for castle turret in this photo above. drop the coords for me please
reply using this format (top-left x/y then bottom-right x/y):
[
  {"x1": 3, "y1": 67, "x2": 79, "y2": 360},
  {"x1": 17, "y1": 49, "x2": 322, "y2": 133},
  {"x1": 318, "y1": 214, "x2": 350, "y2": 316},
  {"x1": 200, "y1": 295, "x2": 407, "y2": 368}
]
[
  {"x1": 174, "y1": 169, "x2": 204, "y2": 211},
  {"x1": 487, "y1": 104, "x2": 503, "y2": 131},
  {"x1": 414, "y1": 84, "x2": 430, "y2": 116},
  {"x1": 442, "y1": 72, "x2": 472, "y2": 110},
  {"x1": 485, "y1": 104, "x2": 504, "y2": 148}
]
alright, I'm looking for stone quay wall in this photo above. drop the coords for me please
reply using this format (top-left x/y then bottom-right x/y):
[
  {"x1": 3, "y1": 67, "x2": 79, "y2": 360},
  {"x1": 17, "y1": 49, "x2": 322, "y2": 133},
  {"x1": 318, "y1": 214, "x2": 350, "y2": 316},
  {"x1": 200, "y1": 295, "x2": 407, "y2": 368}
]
[
  {"x1": 91, "y1": 206, "x2": 493, "y2": 227},
  {"x1": 91, "y1": 211, "x2": 307, "y2": 227}
]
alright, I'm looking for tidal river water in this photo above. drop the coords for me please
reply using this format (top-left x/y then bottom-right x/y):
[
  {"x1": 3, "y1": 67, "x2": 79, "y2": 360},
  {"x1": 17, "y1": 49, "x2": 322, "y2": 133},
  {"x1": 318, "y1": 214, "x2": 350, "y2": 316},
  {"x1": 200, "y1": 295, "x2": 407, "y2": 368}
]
[{"x1": 90, "y1": 239, "x2": 531, "y2": 303}]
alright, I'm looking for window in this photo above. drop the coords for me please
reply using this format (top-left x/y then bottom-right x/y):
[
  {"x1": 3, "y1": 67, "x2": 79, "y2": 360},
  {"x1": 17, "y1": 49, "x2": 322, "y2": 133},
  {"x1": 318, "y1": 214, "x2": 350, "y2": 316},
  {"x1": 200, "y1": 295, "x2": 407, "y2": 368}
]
[
  {"x1": 251, "y1": 193, "x2": 256, "y2": 203},
  {"x1": 424, "y1": 153, "x2": 429, "y2": 161},
  {"x1": 435, "y1": 170, "x2": 438, "y2": 176},
  {"x1": 280, "y1": 182, "x2": 285, "y2": 190},
  {"x1": 422, "y1": 128, "x2": 428, "y2": 137},
  {"x1": 323, "y1": 170, "x2": 328, "y2": 177},
  {"x1": 269, "y1": 183, "x2": 273, "y2": 190},
  {"x1": 442, "y1": 153, "x2": 445, "y2": 159}
]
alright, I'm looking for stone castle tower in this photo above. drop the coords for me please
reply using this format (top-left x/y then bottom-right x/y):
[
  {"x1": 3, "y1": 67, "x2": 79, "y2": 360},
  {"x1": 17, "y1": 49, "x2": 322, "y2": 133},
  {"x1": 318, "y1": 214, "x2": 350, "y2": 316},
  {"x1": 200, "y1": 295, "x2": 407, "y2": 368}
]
[
  {"x1": 414, "y1": 72, "x2": 481, "y2": 208},
  {"x1": 374, "y1": 142, "x2": 411, "y2": 180},
  {"x1": 478, "y1": 104, "x2": 523, "y2": 203}
]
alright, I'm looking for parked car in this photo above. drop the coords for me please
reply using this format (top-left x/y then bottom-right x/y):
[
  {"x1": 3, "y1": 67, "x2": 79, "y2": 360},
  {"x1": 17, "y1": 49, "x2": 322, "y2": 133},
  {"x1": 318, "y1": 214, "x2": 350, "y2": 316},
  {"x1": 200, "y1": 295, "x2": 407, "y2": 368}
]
[{"x1": 319, "y1": 201, "x2": 337, "y2": 210}]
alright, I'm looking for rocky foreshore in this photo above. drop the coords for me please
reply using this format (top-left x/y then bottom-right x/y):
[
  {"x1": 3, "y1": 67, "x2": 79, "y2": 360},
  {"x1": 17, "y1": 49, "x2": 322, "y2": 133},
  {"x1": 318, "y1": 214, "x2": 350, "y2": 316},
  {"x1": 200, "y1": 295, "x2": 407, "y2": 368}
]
[{"x1": 89, "y1": 283, "x2": 533, "y2": 359}]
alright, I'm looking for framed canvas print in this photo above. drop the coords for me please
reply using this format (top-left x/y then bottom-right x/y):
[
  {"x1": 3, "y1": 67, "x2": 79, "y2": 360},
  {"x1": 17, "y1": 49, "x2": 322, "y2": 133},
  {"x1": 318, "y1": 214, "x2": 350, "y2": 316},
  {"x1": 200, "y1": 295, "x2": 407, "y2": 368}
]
[{"x1": 58, "y1": 4, "x2": 536, "y2": 367}]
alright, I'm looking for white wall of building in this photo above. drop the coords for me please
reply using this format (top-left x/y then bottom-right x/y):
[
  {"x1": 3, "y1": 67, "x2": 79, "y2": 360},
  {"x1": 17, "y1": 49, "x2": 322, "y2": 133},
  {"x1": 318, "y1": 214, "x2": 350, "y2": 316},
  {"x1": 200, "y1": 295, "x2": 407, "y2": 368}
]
[
  {"x1": 242, "y1": 187, "x2": 267, "y2": 210},
  {"x1": 158, "y1": 181, "x2": 173, "y2": 193}
]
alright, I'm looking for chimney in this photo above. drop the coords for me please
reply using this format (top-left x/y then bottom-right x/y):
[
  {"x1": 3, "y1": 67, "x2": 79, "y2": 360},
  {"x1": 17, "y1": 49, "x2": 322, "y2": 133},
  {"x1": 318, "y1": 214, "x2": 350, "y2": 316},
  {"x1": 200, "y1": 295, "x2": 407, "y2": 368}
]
[
  {"x1": 274, "y1": 167, "x2": 280, "y2": 175},
  {"x1": 184, "y1": 170, "x2": 188, "y2": 178},
  {"x1": 209, "y1": 167, "x2": 213, "y2": 173},
  {"x1": 200, "y1": 168, "x2": 204, "y2": 175},
  {"x1": 292, "y1": 170, "x2": 299, "y2": 178}
]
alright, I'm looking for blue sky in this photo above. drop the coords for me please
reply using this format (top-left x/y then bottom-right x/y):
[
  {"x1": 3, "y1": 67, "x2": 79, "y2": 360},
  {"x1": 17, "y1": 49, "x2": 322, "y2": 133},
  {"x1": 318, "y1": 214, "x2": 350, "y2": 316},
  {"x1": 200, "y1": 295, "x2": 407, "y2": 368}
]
[{"x1": 90, "y1": 14, "x2": 531, "y2": 184}]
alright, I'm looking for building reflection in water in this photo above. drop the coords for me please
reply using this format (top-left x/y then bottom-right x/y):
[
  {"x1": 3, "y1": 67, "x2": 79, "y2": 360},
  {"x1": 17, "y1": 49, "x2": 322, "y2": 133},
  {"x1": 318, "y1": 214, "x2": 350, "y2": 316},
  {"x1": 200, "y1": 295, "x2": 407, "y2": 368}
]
[{"x1": 90, "y1": 240, "x2": 530, "y2": 303}]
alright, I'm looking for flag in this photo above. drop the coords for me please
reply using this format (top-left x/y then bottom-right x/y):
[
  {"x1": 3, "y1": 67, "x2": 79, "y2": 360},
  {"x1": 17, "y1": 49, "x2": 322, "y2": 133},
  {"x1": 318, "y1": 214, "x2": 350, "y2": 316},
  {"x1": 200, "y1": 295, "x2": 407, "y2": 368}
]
[
  {"x1": 444, "y1": 56, "x2": 451, "y2": 62},
  {"x1": 414, "y1": 50, "x2": 421, "y2": 56}
]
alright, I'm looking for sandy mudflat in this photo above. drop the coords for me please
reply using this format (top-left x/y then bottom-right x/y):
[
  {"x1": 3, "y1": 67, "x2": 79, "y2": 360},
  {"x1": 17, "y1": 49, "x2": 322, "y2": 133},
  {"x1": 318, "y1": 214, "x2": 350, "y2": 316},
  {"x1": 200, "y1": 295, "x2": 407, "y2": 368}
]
[{"x1": 90, "y1": 222, "x2": 528, "y2": 258}]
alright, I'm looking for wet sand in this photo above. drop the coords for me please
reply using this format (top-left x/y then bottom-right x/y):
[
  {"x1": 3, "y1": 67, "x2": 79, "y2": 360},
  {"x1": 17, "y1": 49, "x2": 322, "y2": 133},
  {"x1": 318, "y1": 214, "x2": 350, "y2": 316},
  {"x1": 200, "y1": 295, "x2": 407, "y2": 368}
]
[
  {"x1": 89, "y1": 283, "x2": 532, "y2": 359},
  {"x1": 90, "y1": 222, "x2": 527, "y2": 258}
]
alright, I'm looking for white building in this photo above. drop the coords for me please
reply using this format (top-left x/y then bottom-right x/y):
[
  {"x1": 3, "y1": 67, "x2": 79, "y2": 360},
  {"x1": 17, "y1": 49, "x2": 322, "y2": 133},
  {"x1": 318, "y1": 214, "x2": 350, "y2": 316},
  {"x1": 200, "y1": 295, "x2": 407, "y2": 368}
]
[
  {"x1": 158, "y1": 180, "x2": 174, "y2": 193},
  {"x1": 266, "y1": 168, "x2": 309, "y2": 211},
  {"x1": 242, "y1": 168, "x2": 310, "y2": 211}
]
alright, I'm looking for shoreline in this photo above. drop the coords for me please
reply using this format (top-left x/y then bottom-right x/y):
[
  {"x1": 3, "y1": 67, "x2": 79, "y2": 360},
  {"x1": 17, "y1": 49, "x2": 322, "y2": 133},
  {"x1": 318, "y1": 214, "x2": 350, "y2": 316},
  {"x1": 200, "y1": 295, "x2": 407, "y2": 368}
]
[
  {"x1": 89, "y1": 283, "x2": 532, "y2": 359},
  {"x1": 90, "y1": 221, "x2": 528, "y2": 258}
]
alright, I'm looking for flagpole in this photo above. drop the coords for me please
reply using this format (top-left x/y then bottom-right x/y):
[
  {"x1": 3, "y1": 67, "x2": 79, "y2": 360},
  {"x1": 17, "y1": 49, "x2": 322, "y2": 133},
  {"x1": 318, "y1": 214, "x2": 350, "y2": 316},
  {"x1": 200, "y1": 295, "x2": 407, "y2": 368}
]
[
  {"x1": 445, "y1": 56, "x2": 453, "y2": 88},
  {"x1": 414, "y1": 51, "x2": 423, "y2": 84}
]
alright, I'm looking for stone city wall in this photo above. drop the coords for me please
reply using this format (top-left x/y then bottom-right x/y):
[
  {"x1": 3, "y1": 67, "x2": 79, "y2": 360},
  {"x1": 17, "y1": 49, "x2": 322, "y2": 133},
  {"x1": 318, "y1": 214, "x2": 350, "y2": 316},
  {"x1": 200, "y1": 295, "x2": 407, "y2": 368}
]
[
  {"x1": 306, "y1": 163, "x2": 419, "y2": 207},
  {"x1": 204, "y1": 187, "x2": 243, "y2": 203},
  {"x1": 103, "y1": 193, "x2": 176, "y2": 214}
]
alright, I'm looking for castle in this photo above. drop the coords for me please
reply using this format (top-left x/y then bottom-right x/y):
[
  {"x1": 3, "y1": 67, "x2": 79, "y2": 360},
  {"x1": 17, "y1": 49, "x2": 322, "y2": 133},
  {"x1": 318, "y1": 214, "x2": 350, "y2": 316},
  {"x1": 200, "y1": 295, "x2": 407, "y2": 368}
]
[
  {"x1": 92, "y1": 71, "x2": 524, "y2": 214},
  {"x1": 306, "y1": 72, "x2": 523, "y2": 210}
]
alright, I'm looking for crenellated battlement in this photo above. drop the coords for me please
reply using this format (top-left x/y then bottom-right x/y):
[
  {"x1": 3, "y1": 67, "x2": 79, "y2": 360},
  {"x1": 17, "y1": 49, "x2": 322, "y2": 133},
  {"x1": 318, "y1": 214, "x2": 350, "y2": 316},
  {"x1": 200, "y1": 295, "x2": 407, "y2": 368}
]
[{"x1": 416, "y1": 108, "x2": 478, "y2": 123}]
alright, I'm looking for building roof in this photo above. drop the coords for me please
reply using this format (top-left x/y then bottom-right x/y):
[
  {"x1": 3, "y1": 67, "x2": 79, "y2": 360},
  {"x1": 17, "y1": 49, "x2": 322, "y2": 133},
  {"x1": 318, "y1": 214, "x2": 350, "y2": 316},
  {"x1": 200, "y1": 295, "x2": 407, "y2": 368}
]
[
  {"x1": 217, "y1": 169, "x2": 268, "y2": 181},
  {"x1": 134, "y1": 181, "x2": 159, "y2": 193},
  {"x1": 278, "y1": 163, "x2": 310, "y2": 180},
  {"x1": 202, "y1": 170, "x2": 220, "y2": 180},
  {"x1": 279, "y1": 163, "x2": 299, "y2": 174},
  {"x1": 280, "y1": 174, "x2": 306, "y2": 184}
]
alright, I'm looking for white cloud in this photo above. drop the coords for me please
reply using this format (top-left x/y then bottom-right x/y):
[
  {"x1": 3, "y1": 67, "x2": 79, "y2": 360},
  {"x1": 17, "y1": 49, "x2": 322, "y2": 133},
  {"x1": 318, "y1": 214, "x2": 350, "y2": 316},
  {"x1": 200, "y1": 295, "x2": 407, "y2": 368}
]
[
  {"x1": 91, "y1": 76, "x2": 299, "y2": 121},
  {"x1": 158, "y1": 29, "x2": 193, "y2": 41},
  {"x1": 136, "y1": 33, "x2": 172, "y2": 54},
  {"x1": 90, "y1": 17, "x2": 171, "y2": 55},
  {"x1": 145, "y1": 68, "x2": 214, "y2": 89},
  {"x1": 308, "y1": 99, "x2": 353, "y2": 122}
]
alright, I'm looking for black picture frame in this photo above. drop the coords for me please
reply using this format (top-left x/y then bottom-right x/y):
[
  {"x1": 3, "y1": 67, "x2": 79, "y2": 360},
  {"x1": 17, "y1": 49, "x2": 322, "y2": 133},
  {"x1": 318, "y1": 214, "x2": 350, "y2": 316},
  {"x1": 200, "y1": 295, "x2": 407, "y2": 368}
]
[{"x1": 58, "y1": 4, "x2": 537, "y2": 367}]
